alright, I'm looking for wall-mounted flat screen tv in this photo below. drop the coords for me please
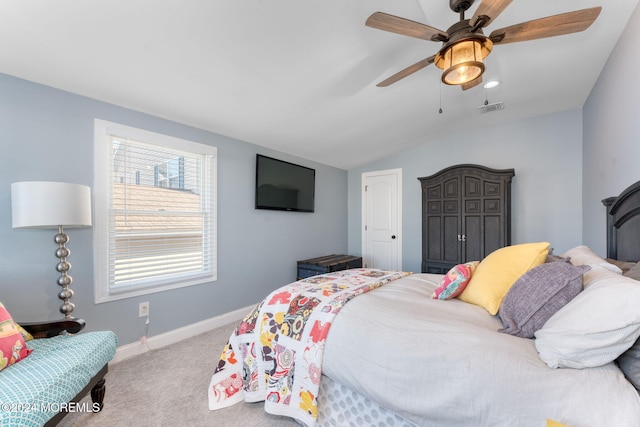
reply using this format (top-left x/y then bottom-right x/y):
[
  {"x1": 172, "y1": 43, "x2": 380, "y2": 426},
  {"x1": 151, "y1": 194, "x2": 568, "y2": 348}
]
[{"x1": 255, "y1": 154, "x2": 315, "y2": 212}]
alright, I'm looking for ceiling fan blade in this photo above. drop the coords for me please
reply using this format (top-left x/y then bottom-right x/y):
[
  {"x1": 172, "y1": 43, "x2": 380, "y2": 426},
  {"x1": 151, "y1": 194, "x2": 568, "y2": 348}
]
[
  {"x1": 489, "y1": 7, "x2": 602, "y2": 45},
  {"x1": 376, "y1": 56, "x2": 436, "y2": 87},
  {"x1": 461, "y1": 76, "x2": 483, "y2": 91},
  {"x1": 366, "y1": 12, "x2": 447, "y2": 41},
  {"x1": 469, "y1": 0, "x2": 513, "y2": 28}
]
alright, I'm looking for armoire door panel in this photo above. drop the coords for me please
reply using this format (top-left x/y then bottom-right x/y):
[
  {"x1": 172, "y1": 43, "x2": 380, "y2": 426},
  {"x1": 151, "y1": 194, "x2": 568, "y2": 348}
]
[
  {"x1": 443, "y1": 178, "x2": 459, "y2": 199},
  {"x1": 427, "y1": 216, "x2": 442, "y2": 260},
  {"x1": 483, "y1": 180, "x2": 502, "y2": 196},
  {"x1": 443, "y1": 216, "x2": 460, "y2": 262},
  {"x1": 465, "y1": 199, "x2": 480, "y2": 214},
  {"x1": 427, "y1": 185, "x2": 441, "y2": 199},
  {"x1": 443, "y1": 200, "x2": 458, "y2": 213},
  {"x1": 464, "y1": 176, "x2": 481, "y2": 197},
  {"x1": 484, "y1": 198, "x2": 501, "y2": 213},
  {"x1": 483, "y1": 216, "x2": 503, "y2": 254},
  {"x1": 428, "y1": 200, "x2": 441, "y2": 214},
  {"x1": 464, "y1": 215, "x2": 482, "y2": 261}
]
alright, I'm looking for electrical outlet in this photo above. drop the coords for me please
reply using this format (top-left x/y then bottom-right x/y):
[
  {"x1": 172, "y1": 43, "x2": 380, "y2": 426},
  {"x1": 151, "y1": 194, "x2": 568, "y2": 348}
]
[{"x1": 139, "y1": 302, "x2": 150, "y2": 318}]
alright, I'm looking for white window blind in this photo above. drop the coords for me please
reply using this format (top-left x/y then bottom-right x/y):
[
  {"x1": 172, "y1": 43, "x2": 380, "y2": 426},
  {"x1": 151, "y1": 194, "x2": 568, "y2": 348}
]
[{"x1": 94, "y1": 119, "x2": 217, "y2": 302}]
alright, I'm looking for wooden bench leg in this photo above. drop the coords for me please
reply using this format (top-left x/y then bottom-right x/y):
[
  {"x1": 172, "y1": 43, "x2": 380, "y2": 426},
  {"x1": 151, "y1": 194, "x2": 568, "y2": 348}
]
[{"x1": 90, "y1": 378, "x2": 106, "y2": 412}]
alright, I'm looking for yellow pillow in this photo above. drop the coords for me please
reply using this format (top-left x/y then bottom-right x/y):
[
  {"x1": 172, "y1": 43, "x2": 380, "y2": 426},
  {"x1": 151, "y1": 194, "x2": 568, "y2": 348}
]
[
  {"x1": 458, "y1": 242, "x2": 550, "y2": 314},
  {"x1": 16, "y1": 323, "x2": 33, "y2": 341},
  {"x1": 547, "y1": 420, "x2": 570, "y2": 427}
]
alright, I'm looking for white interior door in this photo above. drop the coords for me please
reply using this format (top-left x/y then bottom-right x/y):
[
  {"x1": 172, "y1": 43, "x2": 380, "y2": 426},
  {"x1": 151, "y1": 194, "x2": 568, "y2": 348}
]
[{"x1": 362, "y1": 169, "x2": 402, "y2": 270}]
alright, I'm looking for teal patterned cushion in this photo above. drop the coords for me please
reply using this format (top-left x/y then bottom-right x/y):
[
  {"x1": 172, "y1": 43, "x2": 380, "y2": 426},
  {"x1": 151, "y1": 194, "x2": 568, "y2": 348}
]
[{"x1": 0, "y1": 331, "x2": 117, "y2": 427}]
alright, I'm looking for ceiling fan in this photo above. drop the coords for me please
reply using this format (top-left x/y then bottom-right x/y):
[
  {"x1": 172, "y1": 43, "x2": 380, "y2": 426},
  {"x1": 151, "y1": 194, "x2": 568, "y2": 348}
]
[{"x1": 366, "y1": 0, "x2": 602, "y2": 90}]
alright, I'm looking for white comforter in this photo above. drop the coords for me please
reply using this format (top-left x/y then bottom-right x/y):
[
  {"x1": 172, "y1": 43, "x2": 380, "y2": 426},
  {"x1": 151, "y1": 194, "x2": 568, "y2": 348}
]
[{"x1": 321, "y1": 274, "x2": 640, "y2": 427}]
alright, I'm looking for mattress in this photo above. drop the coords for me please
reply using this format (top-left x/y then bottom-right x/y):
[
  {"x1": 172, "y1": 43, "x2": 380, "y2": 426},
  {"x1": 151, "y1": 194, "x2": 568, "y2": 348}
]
[{"x1": 321, "y1": 274, "x2": 640, "y2": 426}]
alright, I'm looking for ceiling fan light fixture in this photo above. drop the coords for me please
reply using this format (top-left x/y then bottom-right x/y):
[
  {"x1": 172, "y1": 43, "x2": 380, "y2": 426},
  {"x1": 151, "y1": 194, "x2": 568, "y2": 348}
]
[
  {"x1": 435, "y1": 37, "x2": 493, "y2": 85},
  {"x1": 367, "y1": 4, "x2": 602, "y2": 89}
]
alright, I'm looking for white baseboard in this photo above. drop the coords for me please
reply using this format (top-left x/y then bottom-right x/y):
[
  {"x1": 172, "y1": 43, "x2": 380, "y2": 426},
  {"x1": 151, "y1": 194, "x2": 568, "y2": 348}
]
[{"x1": 111, "y1": 304, "x2": 252, "y2": 364}]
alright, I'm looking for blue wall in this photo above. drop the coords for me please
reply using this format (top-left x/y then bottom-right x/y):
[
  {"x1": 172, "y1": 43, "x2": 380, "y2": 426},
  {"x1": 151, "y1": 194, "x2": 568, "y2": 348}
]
[
  {"x1": 583, "y1": 2, "x2": 640, "y2": 254},
  {"x1": 0, "y1": 74, "x2": 348, "y2": 345},
  {"x1": 347, "y1": 109, "x2": 584, "y2": 272}
]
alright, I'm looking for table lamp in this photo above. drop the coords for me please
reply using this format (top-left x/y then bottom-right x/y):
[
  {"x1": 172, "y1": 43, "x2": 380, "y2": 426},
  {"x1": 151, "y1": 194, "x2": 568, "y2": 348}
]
[{"x1": 11, "y1": 181, "x2": 92, "y2": 318}]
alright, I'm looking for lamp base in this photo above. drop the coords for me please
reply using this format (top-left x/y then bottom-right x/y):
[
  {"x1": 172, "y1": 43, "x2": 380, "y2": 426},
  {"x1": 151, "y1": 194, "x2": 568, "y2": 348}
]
[{"x1": 55, "y1": 225, "x2": 75, "y2": 318}]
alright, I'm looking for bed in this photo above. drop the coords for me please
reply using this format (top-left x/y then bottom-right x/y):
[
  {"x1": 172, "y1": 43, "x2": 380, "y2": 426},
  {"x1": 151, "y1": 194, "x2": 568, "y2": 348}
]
[{"x1": 209, "y1": 180, "x2": 640, "y2": 427}]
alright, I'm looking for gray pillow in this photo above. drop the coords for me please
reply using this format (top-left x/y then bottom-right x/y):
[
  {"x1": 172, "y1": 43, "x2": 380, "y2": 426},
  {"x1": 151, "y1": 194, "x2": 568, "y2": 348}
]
[
  {"x1": 617, "y1": 336, "x2": 640, "y2": 389},
  {"x1": 545, "y1": 254, "x2": 571, "y2": 263},
  {"x1": 498, "y1": 262, "x2": 590, "y2": 338}
]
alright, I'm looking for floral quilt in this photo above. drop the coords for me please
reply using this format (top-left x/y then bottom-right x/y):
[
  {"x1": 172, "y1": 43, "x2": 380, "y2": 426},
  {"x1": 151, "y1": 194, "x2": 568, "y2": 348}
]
[{"x1": 208, "y1": 268, "x2": 411, "y2": 426}]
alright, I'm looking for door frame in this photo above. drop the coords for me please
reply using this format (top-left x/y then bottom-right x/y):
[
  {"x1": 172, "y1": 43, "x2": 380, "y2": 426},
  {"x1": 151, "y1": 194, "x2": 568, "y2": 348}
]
[{"x1": 361, "y1": 168, "x2": 403, "y2": 270}]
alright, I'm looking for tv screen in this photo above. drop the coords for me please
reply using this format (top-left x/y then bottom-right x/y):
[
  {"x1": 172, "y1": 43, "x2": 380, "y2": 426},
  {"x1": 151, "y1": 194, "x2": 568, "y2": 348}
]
[{"x1": 255, "y1": 154, "x2": 315, "y2": 212}]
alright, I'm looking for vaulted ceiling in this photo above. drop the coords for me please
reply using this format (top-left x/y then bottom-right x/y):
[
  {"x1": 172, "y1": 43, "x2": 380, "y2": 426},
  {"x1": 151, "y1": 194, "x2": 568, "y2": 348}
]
[{"x1": 1, "y1": 0, "x2": 638, "y2": 169}]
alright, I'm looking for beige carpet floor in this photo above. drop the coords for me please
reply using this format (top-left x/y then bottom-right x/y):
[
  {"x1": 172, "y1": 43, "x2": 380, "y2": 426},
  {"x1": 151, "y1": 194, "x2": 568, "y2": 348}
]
[{"x1": 58, "y1": 322, "x2": 300, "y2": 427}]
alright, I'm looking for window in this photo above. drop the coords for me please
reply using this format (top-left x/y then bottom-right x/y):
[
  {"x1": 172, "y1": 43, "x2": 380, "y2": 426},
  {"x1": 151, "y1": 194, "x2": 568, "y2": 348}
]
[
  {"x1": 155, "y1": 157, "x2": 184, "y2": 189},
  {"x1": 94, "y1": 119, "x2": 217, "y2": 302}
]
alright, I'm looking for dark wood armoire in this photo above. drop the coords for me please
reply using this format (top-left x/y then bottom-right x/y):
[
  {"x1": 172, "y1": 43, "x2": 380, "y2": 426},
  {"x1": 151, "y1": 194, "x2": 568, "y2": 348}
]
[{"x1": 418, "y1": 164, "x2": 515, "y2": 274}]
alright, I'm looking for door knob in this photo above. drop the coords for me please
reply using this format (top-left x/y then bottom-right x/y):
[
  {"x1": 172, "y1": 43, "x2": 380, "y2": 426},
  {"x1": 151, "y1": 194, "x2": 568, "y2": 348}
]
[{"x1": 391, "y1": 235, "x2": 396, "y2": 239}]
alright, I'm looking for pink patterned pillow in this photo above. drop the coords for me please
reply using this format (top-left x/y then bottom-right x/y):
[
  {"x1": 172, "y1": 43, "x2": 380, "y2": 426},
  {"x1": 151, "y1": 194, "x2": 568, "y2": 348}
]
[
  {"x1": 432, "y1": 261, "x2": 480, "y2": 300},
  {"x1": 0, "y1": 302, "x2": 31, "y2": 371}
]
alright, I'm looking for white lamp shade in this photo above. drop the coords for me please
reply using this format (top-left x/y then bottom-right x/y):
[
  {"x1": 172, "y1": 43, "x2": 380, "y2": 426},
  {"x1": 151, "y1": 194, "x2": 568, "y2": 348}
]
[{"x1": 11, "y1": 181, "x2": 92, "y2": 229}]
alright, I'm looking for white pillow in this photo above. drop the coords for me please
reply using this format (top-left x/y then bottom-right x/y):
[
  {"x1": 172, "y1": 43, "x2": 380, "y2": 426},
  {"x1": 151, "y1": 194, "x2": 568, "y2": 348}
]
[
  {"x1": 560, "y1": 245, "x2": 623, "y2": 274},
  {"x1": 535, "y1": 268, "x2": 640, "y2": 368}
]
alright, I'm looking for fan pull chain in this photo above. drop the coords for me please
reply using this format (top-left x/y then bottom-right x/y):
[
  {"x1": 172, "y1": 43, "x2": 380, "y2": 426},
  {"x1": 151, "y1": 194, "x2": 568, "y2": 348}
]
[{"x1": 439, "y1": 83, "x2": 443, "y2": 114}]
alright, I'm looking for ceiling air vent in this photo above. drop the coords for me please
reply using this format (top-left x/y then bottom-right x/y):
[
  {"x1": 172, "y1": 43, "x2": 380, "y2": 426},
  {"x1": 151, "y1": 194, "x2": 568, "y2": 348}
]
[{"x1": 478, "y1": 101, "x2": 504, "y2": 114}]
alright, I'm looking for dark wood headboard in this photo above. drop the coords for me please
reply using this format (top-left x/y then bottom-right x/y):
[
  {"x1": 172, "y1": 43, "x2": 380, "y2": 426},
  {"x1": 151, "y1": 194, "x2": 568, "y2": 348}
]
[{"x1": 602, "y1": 180, "x2": 640, "y2": 261}]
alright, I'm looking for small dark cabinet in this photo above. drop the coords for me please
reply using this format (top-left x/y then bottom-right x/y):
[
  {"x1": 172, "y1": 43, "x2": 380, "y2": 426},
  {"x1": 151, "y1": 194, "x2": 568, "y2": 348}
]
[
  {"x1": 297, "y1": 254, "x2": 363, "y2": 280},
  {"x1": 418, "y1": 164, "x2": 515, "y2": 274}
]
